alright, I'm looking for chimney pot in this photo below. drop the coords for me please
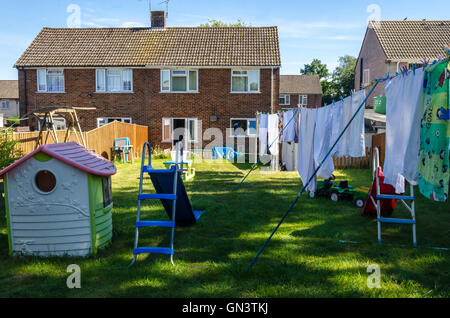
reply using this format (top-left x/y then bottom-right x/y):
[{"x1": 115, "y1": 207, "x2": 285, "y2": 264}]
[{"x1": 151, "y1": 11, "x2": 166, "y2": 29}]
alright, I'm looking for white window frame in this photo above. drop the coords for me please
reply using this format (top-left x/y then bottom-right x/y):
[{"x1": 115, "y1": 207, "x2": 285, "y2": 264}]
[
  {"x1": 162, "y1": 117, "x2": 198, "y2": 142},
  {"x1": 231, "y1": 70, "x2": 260, "y2": 93},
  {"x1": 299, "y1": 95, "x2": 308, "y2": 106},
  {"x1": 230, "y1": 118, "x2": 257, "y2": 138},
  {"x1": 280, "y1": 94, "x2": 291, "y2": 106},
  {"x1": 363, "y1": 69, "x2": 370, "y2": 86},
  {"x1": 160, "y1": 69, "x2": 199, "y2": 93},
  {"x1": 37, "y1": 69, "x2": 65, "y2": 93},
  {"x1": 97, "y1": 117, "x2": 132, "y2": 128},
  {"x1": 95, "y1": 69, "x2": 133, "y2": 93},
  {"x1": 1, "y1": 100, "x2": 10, "y2": 110}
]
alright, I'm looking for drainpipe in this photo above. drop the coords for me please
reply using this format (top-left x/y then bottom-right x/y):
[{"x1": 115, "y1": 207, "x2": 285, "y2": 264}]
[
  {"x1": 396, "y1": 61, "x2": 400, "y2": 73},
  {"x1": 270, "y1": 67, "x2": 274, "y2": 114}
]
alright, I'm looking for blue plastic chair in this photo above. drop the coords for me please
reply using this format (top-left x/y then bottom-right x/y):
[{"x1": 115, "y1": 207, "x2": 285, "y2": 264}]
[{"x1": 114, "y1": 137, "x2": 134, "y2": 163}]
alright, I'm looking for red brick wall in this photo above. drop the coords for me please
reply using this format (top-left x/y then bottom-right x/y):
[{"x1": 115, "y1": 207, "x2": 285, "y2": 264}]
[
  {"x1": 18, "y1": 67, "x2": 279, "y2": 149},
  {"x1": 279, "y1": 93, "x2": 322, "y2": 108},
  {"x1": 354, "y1": 27, "x2": 388, "y2": 107}
]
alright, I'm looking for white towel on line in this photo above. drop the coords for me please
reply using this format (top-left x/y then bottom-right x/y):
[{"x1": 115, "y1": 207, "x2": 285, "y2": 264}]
[
  {"x1": 268, "y1": 114, "x2": 280, "y2": 156},
  {"x1": 298, "y1": 107, "x2": 317, "y2": 193},
  {"x1": 348, "y1": 90, "x2": 367, "y2": 158},
  {"x1": 314, "y1": 105, "x2": 335, "y2": 179},
  {"x1": 282, "y1": 109, "x2": 296, "y2": 142},
  {"x1": 383, "y1": 68, "x2": 425, "y2": 193}
]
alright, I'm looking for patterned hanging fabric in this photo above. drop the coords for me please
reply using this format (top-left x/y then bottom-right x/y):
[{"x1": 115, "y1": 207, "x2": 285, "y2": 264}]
[{"x1": 418, "y1": 59, "x2": 450, "y2": 202}]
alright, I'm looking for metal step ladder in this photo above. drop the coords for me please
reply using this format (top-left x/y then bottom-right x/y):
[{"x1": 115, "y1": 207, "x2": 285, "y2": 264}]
[
  {"x1": 372, "y1": 147, "x2": 417, "y2": 247},
  {"x1": 129, "y1": 141, "x2": 184, "y2": 267}
]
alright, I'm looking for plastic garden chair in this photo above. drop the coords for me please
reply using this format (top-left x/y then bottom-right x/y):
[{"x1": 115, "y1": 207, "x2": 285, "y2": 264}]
[{"x1": 114, "y1": 137, "x2": 134, "y2": 163}]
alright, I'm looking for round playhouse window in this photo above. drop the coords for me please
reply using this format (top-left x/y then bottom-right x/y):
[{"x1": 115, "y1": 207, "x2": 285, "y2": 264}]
[{"x1": 35, "y1": 170, "x2": 57, "y2": 193}]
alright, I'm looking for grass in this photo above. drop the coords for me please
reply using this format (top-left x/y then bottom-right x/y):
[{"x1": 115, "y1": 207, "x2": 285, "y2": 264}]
[{"x1": 0, "y1": 158, "x2": 449, "y2": 298}]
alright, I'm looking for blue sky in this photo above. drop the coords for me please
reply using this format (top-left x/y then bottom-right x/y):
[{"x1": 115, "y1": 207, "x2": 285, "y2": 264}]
[{"x1": 1, "y1": 0, "x2": 449, "y2": 80}]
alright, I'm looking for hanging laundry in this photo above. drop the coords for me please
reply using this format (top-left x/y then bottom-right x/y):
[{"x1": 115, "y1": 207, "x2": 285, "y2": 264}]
[
  {"x1": 298, "y1": 107, "x2": 317, "y2": 194},
  {"x1": 337, "y1": 96, "x2": 353, "y2": 157},
  {"x1": 330, "y1": 100, "x2": 343, "y2": 156},
  {"x1": 268, "y1": 114, "x2": 280, "y2": 155},
  {"x1": 282, "y1": 109, "x2": 296, "y2": 142},
  {"x1": 314, "y1": 105, "x2": 335, "y2": 179},
  {"x1": 258, "y1": 113, "x2": 268, "y2": 157},
  {"x1": 418, "y1": 60, "x2": 450, "y2": 202},
  {"x1": 349, "y1": 90, "x2": 367, "y2": 158},
  {"x1": 383, "y1": 68, "x2": 425, "y2": 194}
]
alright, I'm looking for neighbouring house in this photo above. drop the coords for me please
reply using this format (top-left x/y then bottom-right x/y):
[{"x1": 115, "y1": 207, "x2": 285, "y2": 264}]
[
  {"x1": 15, "y1": 11, "x2": 281, "y2": 151},
  {"x1": 0, "y1": 80, "x2": 20, "y2": 125},
  {"x1": 279, "y1": 75, "x2": 322, "y2": 109},
  {"x1": 354, "y1": 20, "x2": 450, "y2": 107}
]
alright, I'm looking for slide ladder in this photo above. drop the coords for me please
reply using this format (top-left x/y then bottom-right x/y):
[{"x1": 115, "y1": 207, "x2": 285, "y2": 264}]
[
  {"x1": 372, "y1": 147, "x2": 417, "y2": 247},
  {"x1": 130, "y1": 142, "x2": 184, "y2": 267}
]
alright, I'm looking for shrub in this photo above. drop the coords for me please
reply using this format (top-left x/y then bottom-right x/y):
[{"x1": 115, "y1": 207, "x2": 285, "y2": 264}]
[{"x1": 0, "y1": 129, "x2": 23, "y2": 170}]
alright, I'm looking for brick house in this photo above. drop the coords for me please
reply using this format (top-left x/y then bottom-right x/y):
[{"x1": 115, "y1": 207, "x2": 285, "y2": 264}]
[
  {"x1": 354, "y1": 20, "x2": 450, "y2": 107},
  {"x1": 15, "y1": 11, "x2": 281, "y2": 150},
  {"x1": 0, "y1": 80, "x2": 20, "y2": 124},
  {"x1": 279, "y1": 75, "x2": 322, "y2": 109}
]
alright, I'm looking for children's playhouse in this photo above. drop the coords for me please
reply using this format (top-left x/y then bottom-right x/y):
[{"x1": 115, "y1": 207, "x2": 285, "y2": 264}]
[{"x1": 0, "y1": 142, "x2": 117, "y2": 257}]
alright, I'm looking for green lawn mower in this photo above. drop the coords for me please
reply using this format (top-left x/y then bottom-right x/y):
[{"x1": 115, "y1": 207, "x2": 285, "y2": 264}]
[{"x1": 309, "y1": 175, "x2": 369, "y2": 208}]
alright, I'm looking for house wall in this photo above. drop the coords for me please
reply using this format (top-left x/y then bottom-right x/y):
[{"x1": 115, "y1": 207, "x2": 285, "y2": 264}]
[
  {"x1": 354, "y1": 27, "x2": 388, "y2": 107},
  {"x1": 5, "y1": 156, "x2": 93, "y2": 257},
  {"x1": 0, "y1": 99, "x2": 20, "y2": 118},
  {"x1": 18, "y1": 68, "x2": 279, "y2": 150},
  {"x1": 279, "y1": 93, "x2": 322, "y2": 108}
]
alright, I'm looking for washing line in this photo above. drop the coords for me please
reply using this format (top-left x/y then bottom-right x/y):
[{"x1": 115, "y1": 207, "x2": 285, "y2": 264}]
[
  {"x1": 247, "y1": 77, "x2": 388, "y2": 271},
  {"x1": 235, "y1": 107, "x2": 300, "y2": 191}
]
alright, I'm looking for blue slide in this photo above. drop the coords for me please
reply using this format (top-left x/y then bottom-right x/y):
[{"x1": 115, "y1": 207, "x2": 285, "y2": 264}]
[{"x1": 146, "y1": 165, "x2": 204, "y2": 225}]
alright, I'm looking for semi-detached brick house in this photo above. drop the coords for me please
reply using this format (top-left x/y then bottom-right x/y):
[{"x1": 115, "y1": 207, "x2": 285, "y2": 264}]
[
  {"x1": 354, "y1": 20, "x2": 450, "y2": 107},
  {"x1": 15, "y1": 12, "x2": 281, "y2": 150},
  {"x1": 279, "y1": 75, "x2": 322, "y2": 109}
]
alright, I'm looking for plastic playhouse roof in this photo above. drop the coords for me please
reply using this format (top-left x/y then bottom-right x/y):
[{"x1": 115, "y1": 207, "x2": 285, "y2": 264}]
[{"x1": 0, "y1": 142, "x2": 117, "y2": 177}]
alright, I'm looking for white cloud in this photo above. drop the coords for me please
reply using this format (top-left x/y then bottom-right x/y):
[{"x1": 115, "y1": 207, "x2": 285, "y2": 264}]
[{"x1": 121, "y1": 21, "x2": 147, "y2": 28}]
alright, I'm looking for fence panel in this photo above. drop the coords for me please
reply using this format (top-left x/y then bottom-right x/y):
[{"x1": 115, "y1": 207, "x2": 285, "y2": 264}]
[
  {"x1": 11, "y1": 121, "x2": 149, "y2": 159},
  {"x1": 332, "y1": 147, "x2": 371, "y2": 170}
]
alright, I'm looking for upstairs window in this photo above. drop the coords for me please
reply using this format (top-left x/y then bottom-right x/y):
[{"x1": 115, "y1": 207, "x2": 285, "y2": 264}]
[
  {"x1": 37, "y1": 69, "x2": 64, "y2": 93},
  {"x1": 96, "y1": 69, "x2": 133, "y2": 93},
  {"x1": 280, "y1": 94, "x2": 290, "y2": 106},
  {"x1": 160, "y1": 70, "x2": 198, "y2": 93},
  {"x1": 299, "y1": 95, "x2": 308, "y2": 106},
  {"x1": 1, "y1": 100, "x2": 9, "y2": 109},
  {"x1": 363, "y1": 69, "x2": 370, "y2": 86},
  {"x1": 231, "y1": 70, "x2": 260, "y2": 93}
]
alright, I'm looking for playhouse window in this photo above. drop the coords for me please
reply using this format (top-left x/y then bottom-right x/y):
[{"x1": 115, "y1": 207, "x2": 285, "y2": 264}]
[
  {"x1": 102, "y1": 177, "x2": 112, "y2": 208},
  {"x1": 35, "y1": 170, "x2": 56, "y2": 193}
]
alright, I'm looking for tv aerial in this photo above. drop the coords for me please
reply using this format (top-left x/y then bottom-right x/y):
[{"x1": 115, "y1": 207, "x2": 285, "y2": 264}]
[{"x1": 149, "y1": 0, "x2": 170, "y2": 18}]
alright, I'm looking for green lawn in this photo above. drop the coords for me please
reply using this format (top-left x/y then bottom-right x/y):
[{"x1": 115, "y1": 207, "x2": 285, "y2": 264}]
[{"x1": 0, "y1": 158, "x2": 449, "y2": 297}]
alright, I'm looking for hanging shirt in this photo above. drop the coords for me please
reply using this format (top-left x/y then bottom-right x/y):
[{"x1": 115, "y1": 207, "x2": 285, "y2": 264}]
[
  {"x1": 383, "y1": 68, "x2": 425, "y2": 194},
  {"x1": 282, "y1": 109, "x2": 296, "y2": 142},
  {"x1": 348, "y1": 90, "x2": 367, "y2": 158},
  {"x1": 314, "y1": 105, "x2": 335, "y2": 179},
  {"x1": 268, "y1": 114, "x2": 280, "y2": 155},
  {"x1": 298, "y1": 107, "x2": 317, "y2": 194},
  {"x1": 418, "y1": 60, "x2": 450, "y2": 202},
  {"x1": 259, "y1": 114, "x2": 268, "y2": 157}
]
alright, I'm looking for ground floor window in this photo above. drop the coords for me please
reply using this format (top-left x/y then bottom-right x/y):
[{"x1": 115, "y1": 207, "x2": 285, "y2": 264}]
[
  {"x1": 97, "y1": 117, "x2": 132, "y2": 128},
  {"x1": 1, "y1": 100, "x2": 10, "y2": 109},
  {"x1": 299, "y1": 95, "x2": 308, "y2": 106},
  {"x1": 162, "y1": 118, "x2": 198, "y2": 143},
  {"x1": 38, "y1": 117, "x2": 67, "y2": 131},
  {"x1": 280, "y1": 94, "x2": 290, "y2": 106},
  {"x1": 230, "y1": 118, "x2": 257, "y2": 137}
]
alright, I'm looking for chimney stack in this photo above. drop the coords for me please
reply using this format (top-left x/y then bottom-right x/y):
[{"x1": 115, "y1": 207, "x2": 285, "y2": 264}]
[{"x1": 151, "y1": 11, "x2": 166, "y2": 29}]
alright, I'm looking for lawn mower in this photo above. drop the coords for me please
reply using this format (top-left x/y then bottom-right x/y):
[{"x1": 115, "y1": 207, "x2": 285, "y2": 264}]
[{"x1": 309, "y1": 175, "x2": 369, "y2": 208}]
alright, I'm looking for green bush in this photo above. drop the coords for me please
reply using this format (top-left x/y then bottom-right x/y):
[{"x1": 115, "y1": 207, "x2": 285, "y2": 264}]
[
  {"x1": 6, "y1": 117, "x2": 20, "y2": 126},
  {"x1": 0, "y1": 128, "x2": 23, "y2": 170}
]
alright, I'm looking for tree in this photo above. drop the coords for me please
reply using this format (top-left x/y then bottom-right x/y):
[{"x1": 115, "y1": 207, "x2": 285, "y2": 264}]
[
  {"x1": 199, "y1": 19, "x2": 250, "y2": 27},
  {"x1": 331, "y1": 55, "x2": 357, "y2": 98},
  {"x1": 300, "y1": 59, "x2": 329, "y2": 80}
]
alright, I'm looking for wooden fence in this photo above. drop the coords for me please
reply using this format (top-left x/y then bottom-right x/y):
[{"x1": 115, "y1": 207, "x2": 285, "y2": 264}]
[
  {"x1": 11, "y1": 121, "x2": 149, "y2": 159},
  {"x1": 332, "y1": 147, "x2": 372, "y2": 169}
]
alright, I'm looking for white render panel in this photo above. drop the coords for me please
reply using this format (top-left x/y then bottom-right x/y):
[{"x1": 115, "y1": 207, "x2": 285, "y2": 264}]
[{"x1": 6, "y1": 156, "x2": 92, "y2": 257}]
